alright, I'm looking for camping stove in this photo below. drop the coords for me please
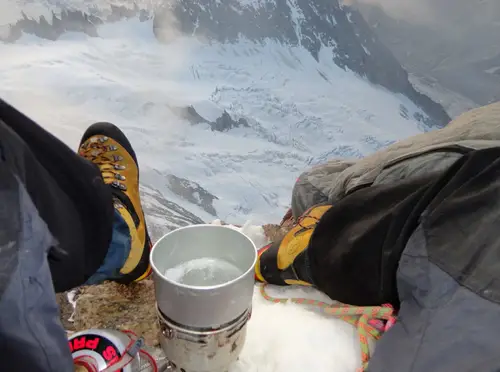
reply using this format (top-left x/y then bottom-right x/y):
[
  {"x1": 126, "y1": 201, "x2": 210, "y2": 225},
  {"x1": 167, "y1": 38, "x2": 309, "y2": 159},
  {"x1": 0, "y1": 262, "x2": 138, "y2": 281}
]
[
  {"x1": 150, "y1": 224, "x2": 258, "y2": 372},
  {"x1": 157, "y1": 305, "x2": 251, "y2": 372}
]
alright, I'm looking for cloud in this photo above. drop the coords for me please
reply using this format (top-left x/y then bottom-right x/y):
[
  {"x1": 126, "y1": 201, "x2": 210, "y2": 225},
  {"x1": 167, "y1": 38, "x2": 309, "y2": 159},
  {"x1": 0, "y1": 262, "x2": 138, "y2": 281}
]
[{"x1": 342, "y1": 0, "x2": 437, "y2": 24}]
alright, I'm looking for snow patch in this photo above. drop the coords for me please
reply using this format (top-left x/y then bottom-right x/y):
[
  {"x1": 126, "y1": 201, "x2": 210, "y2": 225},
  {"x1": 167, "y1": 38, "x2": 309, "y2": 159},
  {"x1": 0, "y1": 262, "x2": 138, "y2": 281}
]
[
  {"x1": 237, "y1": 0, "x2": 276, "y2": 11},
  {"x1": 211, "y1": 220, "x2": 270, "y2": 249},
  {"x1": 66, "y1": 289, "x2": 79, "y2": 323},
  {"x1": 287, "y1": 0, "x2": 306, "y2": 44}
]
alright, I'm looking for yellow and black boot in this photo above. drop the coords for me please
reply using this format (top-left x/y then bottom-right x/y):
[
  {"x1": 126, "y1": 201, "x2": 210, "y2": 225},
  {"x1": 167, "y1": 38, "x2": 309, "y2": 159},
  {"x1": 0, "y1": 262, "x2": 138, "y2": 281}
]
[
  {"x1": 255, "y1": 204, "x2": 332, "y2": 286},
  {"x1": 79, "y1": 122, "x2": 152, "y2": 283}
]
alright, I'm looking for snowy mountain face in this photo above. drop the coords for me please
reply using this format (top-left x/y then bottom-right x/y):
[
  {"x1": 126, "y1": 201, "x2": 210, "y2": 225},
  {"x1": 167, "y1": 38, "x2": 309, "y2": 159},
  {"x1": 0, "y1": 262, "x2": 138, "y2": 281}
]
[
  {"x1": 154, "y1": 0, "x2": 450, "y2": 126},
  {"x1": 0, "y1": 0, "x2": 449, "y2": 238}
]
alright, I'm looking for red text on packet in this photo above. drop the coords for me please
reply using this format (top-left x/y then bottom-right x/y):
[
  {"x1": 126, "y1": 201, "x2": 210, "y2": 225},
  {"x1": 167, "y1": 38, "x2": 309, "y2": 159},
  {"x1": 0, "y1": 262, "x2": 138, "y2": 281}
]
[
  {"x1": 68, "y1": 336, "x2": 100, "y2": 352},
  {"x1": 102, "y1": 345, "x2": 118, "y2": 361}
]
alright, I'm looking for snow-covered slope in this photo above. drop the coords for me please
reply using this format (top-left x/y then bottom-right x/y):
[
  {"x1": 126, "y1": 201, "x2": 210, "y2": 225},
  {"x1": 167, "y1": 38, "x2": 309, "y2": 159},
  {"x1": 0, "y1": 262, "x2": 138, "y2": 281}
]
[{"x1": 0, "y1": 17, "x2": 439, "y2": 237}]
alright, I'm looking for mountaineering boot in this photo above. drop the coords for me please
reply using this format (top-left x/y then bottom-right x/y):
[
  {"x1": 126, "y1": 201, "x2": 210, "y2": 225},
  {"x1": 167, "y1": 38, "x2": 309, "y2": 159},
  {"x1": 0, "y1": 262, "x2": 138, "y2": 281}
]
[
  {"x1": 255, "y1": 204, "x2": 332, "y2": 286},
  {"x1": 79, "y1": 122, "x2": 152, "y2": 283}
]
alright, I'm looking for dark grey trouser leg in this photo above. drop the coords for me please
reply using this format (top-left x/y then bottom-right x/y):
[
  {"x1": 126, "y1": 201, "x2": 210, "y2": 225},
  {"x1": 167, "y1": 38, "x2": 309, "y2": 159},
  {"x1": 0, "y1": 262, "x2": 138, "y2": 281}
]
[
  {"x1": 0, "y1": 166, "x2": 73, "y2": 371},
  {"x1": 368, "y1": 148, "x2": 500, "y2": 372},
  {"x1": 368, "y1": 226, "x2": 500, "y2": 372}
]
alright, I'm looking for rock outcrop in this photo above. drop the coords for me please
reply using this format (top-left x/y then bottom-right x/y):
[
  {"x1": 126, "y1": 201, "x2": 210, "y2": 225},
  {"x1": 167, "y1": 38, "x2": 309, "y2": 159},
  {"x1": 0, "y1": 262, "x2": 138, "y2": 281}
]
[{"x1": 173, "y1": 105, "x2": 250, "y2": 132}]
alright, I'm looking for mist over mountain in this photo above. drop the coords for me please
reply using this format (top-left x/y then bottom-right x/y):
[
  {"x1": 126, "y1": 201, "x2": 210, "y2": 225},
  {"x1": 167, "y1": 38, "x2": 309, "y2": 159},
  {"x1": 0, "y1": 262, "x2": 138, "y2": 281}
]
[{"x1": 351, "y1": 0, "x2": 500, "y2": 114}]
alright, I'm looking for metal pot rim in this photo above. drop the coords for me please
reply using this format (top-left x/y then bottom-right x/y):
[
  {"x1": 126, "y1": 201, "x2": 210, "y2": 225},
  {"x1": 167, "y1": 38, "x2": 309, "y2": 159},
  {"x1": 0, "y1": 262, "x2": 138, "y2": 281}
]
[{"x1": 150, "y1": 224, "x2": 257, "y2": 291}]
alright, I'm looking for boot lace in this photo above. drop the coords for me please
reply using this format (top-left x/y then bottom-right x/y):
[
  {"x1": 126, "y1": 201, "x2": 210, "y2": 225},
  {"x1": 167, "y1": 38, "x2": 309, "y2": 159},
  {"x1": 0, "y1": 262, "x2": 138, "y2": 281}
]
[{"x1": 79, "y1": 136, "x2": 128, "y2": 191}]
